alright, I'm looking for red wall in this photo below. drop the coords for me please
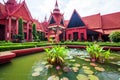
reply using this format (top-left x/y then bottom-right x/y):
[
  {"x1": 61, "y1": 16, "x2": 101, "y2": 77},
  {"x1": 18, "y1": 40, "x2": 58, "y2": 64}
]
[{"x1": 66, "y1": 27, "x2": 87, "y2": 41}]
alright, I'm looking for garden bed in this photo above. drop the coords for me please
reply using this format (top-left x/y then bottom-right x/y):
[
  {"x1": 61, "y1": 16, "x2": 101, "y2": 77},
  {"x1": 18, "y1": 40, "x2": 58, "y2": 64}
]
[{"x1": 67, "y1": 45, "x2": 120, "y2": 51}]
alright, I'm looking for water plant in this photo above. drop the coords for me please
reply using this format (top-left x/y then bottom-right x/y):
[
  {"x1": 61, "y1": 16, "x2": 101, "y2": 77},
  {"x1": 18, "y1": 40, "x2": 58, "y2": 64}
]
[
  {"x1": 86, "y1": 43, "x2": 111, "y2": 63},
  {"x1": 44, "y1": 45, "x2": 68, "y2": 67}
]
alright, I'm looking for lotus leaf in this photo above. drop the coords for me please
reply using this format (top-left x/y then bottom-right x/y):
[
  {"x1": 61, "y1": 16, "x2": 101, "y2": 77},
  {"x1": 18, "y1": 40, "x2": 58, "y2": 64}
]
[
  {"x1": 32, "y1": 72, "x2": 40, "y2": 77},
  {"x1": 61, "y1": 77, "x2": 69, "y2": 80},
  {"x1": 70, "y1": 59, "x2": 76, "y2": 62},
  {"x1": 83, "y1": 66, "x2": 90, "y2": 70},
  {"x1": 45, "y1": 64, "x2": 53, "y2": 69},
  {"x1": 72, "y1": 67, "x2": 79, "y2": 72},
  {"x1": 118, "y1": 68, "x2": 120, "y2": 71},
  {"x1": 90, "y1": 63, "x2": 98, "y2": 67},
  {"x1": 88, "y1": 75, "x2": 99, "y2": 80},
  {"x1": 110, "y1": 62, "x2": 117, "y2": 64},
  {"x1": 73, "y1": 63, "x2": 80, "y2": 67},
  {"x1": 34, "y1": 67, "x2": 43, "y2": 72},
  {"x1": 95, "y1": 67, "x2": 105, "y2": 72},
  {"x1": 48, "y1": 75, "x2": 59, "y2": 80},
  {"x1": 84, "y1": 59, "x2": 90, "y2": 62},
  {"x1": 76, "y1": 74, "x2": 88, "y2": 80},
  {"x1": 84, "y1": 69, "x2": 94, "y2": 75},
  {"x1": 41, "y1": 61, "x2": 48, "y2": 65},
  {"x1": 117, "y1": 61, "x2": 120, "y2": 66}
]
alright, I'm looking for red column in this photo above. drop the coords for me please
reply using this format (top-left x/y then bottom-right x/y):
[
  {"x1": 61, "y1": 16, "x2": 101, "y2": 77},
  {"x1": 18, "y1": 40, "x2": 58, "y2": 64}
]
[
  {"x1": 66, "y1": 31, "x2": 68, "y2": 40},
  {"x1": 27, "y1": 22, "x2": 29, "y2": 41},
  {"x1": 84, "y1": 30, "x2": 87, "y2": 40},
  {"x1": 71, "y1": 33, "x2": 73, "y2": 41},
  {"x1": 78, "y1": 32, "x2": 80, "y2": 40},
  {"x1": 7, "y1": 17, "x2": 12, "y2": 41},
  {"x1": 16, "y1": 19, "x2": 18, "y2": 34},
  {"x1": 99, "y1": 33, "x2": 102, "y2": 41}
]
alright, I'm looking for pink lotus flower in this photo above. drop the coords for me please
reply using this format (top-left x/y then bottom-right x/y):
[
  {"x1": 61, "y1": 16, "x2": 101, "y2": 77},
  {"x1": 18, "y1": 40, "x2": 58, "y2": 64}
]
[{"x1": 56, "y1": 66, "x2": 61, "y2": 70}]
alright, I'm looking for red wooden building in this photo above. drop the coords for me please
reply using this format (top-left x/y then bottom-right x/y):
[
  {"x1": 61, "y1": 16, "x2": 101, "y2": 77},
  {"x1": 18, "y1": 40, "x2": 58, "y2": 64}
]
[
  {"x1": 0, "y1": 0, "x2": 120, "y2": 42},
  {"x1": 44, "y1": 1, "x2": 65, "y2": 42},
  {"x1": 0, "y1": 0, "x2": 43, "y2": 41},
  {"x1": 43, "y1": 0, "x2": 120, "y2": 42}
]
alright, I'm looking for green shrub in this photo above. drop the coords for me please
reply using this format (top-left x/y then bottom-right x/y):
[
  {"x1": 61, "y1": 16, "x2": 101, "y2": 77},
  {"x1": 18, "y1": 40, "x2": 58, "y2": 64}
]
[
  {"x1": 109, "y1": 31, "x2": 120, "y2": 42},
  {"x1": 18, "y1": 18, "x2": 24, "y2": 40},
  {"x1": 32, "y1": 23, "x2": 38, "y2": 41},
  {"x1": 0, "y1": 45, "x2": 35, "y2": 52}
]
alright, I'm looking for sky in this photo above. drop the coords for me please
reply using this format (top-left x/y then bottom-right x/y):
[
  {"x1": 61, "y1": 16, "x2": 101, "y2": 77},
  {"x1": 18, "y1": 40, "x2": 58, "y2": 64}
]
[{"x1": 0, "y1": 0, "x2": 120, "y2": 21}]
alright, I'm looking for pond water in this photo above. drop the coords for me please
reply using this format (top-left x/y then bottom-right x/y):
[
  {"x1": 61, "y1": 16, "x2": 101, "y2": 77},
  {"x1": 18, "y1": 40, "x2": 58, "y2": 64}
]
[{"x1": 30, "y1": 49, "x2": 120, "y2": 80}]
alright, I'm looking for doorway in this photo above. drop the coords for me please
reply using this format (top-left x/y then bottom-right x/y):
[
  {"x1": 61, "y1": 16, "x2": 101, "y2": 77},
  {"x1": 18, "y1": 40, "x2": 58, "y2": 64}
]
[
  {"x1": 73, "y1": 32, "x2": 78, "y2": 41},
  {"x1": 0, "y1": 24, "x2": 5, "y2": 40}
]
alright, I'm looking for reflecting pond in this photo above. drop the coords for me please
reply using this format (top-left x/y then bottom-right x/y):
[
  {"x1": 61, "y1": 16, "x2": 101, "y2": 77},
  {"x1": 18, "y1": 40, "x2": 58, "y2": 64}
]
[{"x1": 30, "y1": 49, "x2": 120, "y2": 80}]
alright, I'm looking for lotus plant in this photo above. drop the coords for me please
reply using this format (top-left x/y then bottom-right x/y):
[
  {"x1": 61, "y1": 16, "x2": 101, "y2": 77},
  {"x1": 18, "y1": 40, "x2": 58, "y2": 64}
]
[
  {"x1": 45, "y1": 45, "x2": 68, "y2": 67},
  {"x1": 86, "y1": 43, "x2": 111, "y2": 63}
]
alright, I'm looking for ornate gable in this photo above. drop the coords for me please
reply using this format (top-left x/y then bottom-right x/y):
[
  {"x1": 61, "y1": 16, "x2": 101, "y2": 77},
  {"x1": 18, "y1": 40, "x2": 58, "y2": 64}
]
[
  {"x1": 49, "y1": 16, "x2": 56, "y2": 24},
  {"x1": 11, "y1": 1, "x2": 32, "y2": 21},
  {"x1": 67, "y1": 10, "x2": 85, "y2": 28}
]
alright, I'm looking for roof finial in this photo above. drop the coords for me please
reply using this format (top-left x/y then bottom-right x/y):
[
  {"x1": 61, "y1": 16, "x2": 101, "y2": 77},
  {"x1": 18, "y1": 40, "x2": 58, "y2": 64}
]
[
  {"x1": 44, "y1": 16, "x2": 47, "y2": 22},
  {"x1": 3, "y1": 0, "x2": 6, "y2": 4},
  {"x1": 55, "y1": 0, "x2": 58, "y2": 9},
  {"x1": 6, "y1": 0, "x2": 17, "y2": 5}
]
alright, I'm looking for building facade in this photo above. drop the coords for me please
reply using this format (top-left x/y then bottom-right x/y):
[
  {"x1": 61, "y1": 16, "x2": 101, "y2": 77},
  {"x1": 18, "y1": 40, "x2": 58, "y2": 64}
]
[
  {"x1": 0, "y1": 0, "x2": 43, "y2": 41},
  {"x1": 0, "y1": 0, "x2": 120, "y2": 42},
  {"x1": 44, "y1": 0, "x2": 120, "y2": 42}
]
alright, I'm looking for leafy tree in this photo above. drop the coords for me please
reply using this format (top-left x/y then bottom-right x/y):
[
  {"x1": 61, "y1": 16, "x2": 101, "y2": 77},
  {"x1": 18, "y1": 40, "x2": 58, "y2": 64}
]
[
  {"x1": 109, "y1": 31, "x2": 120, "y2": 42},
  {"x1": 37, "y1": 31, "x2": 46, "y2": 41},
  {"x1": 32, "y1": 23, "x2": 38, "y2": 41},
  {"x1": 18, "y1": 18, "x2": 24, "y2": 40}
]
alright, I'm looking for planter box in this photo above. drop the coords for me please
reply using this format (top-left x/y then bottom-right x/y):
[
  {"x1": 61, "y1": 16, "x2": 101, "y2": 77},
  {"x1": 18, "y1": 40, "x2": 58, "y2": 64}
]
[
  {"x1": 11, "y1": 46, "x2": 52, "y2": 57},
  {"x1": 0, "y1": 52, "x2": 16, "y2": 64}
]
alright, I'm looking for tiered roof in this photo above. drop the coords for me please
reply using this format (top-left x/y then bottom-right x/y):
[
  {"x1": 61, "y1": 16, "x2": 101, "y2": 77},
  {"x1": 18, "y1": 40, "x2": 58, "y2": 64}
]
[
  {"x1": 48, "y1": 0, "x2": 64, "y2": 27},
  {"x1": 0, "y1": 0, "x2": 32, "y2": 21}
]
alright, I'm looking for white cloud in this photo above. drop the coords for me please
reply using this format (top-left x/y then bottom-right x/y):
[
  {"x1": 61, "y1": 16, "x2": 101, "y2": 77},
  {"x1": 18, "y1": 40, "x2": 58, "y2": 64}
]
[{"x1": 0, "y1": 0, "x2": 120, "y2": 21}]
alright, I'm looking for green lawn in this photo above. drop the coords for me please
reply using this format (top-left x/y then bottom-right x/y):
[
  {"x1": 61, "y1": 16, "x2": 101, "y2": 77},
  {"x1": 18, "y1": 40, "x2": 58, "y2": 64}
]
[{"x1": 0, "y1": 52, "x2": 46, "y2": 80}]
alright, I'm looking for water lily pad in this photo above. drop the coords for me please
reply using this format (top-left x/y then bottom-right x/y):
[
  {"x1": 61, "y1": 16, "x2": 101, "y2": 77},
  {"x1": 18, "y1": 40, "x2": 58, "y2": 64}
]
[
  {"x1": 34, "y1": 67, "x2": 43, "y2": 72},
  {"x1": 90, "y1": 63, "x2": 98, "y2": 67},
  {"x1": 109, "y1": 57, "x2": 114, "y2": 60},
  {"x1": 41, "y1": 61, "x2": 48, "y2": 65},
  {"x1": 84, "y1": 69, "x2": 94, "y2": 75},
  {"x1": 84, "y1": 59, "x2": 90, "y2": 62},
  {"x1": 73, "y1": 63, "x2": 80, "y2": 67},
  {"x1": 95, "y1": 67, "x2": 105, "y2": 72},
  {"x1": 70, "y1": 59, "x2": 76, "y2": 62},
  {"x1": 76, "y1": 74, "x2": 88, "y2": 80},
  {"x1": 61, "y1": 77, "x2": 69, "y2": 80},
  {"x1": 110, "y1": 62, "x2": 117, "y2": 64},
  {"x1": 118, "y1": 68, "x2": 120, "y2": 71},
  {"x1": 58, "y1": 71, "x2": 63, "y2": 75},
  {"x1": 72, "y1": 67, "x2": 79, "y2": 72},
  {"x1": 32, "y1": 72, "x2": 40, "y2": 77},
  {"x1": 83, "y1": 66, "x2": 90, "y2": 70},
  {"x1": 63, "y1": 66, "x2": 71, "y2": 72},
  {"x1": 45, "y1": 64, "x2": 53, "y2": 69},
  {"x1": 88, "y1": 75, "x2": 99, "y2": 80},
  {"x1": 48, "y1": 75, "x2": 59, "y2": 80},
  {"x1": 117, "y1": 61, "x2": 120, "y2": 66}
]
